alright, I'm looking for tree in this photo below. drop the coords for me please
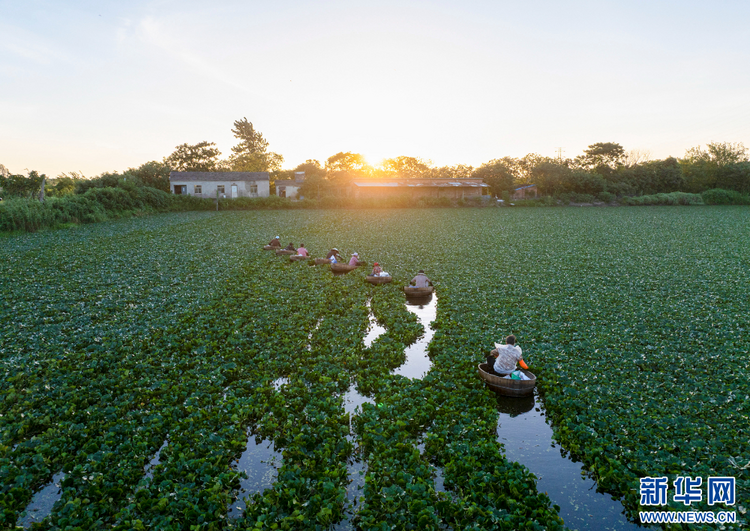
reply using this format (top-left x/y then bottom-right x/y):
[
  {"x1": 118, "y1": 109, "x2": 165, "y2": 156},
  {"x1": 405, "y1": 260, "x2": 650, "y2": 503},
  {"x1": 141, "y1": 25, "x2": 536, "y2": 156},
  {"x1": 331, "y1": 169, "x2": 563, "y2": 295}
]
[
  {"x1": 294, "y1": 159, "x2": 326, "y2": 180},
  {"x1": 574, "y1": 142, "x2": 626, "y2": 173},
  {"x1": 47, "y1": 171, "x2": 85, "y2": 197},
  {"x1": 530, "y1": 162, "x2": 572, "y2": 196},
  {"x1": 123, "y1": 161, "x2": 171, "y2": 191},
  {"x1": 425, "y1": 164, "x2": 474, "y2": 180},
  {"x1": 379, "y1": 156, "x2": 431, "y2": 179},
  {"x1": 683, "y1": 141, "x2": 748, "y2": 166},
  {"x1": 164, "y1": 141, "x2": 222, "y2": 172},
  {"x1": 229, "y1": 118, "x2": 283, "y2": 172},
  {"x1": 325, "y1": 152, "x2": 370, "y2": 174},
  {"x1": 681, "y1": 142, "x2": 749, "y2": 192},
  {"x1": 296, "y1": 160, "x2": 332, "y2": 199},
  {"x1": 472, "y1": 160, "x2": 515, "y2": 196},
  {"x1": 0, "y1": 170, "x2": 46, "y2": 199}
]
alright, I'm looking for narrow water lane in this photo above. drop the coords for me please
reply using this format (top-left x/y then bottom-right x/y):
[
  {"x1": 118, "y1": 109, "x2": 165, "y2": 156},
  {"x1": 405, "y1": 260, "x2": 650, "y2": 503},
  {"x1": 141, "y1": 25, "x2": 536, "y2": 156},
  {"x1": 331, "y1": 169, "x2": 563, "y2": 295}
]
[
  {"x1": 495, "y1": 392, "x2": 643, "y2": 530},
  {"x1": 392, "y1": 294, "x2": 438, "y2": 379}
]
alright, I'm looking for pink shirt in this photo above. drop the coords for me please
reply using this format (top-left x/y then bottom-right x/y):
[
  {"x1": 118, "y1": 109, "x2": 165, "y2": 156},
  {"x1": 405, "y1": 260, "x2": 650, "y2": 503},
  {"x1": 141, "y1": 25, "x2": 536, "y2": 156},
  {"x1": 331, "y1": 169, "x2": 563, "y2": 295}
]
[
  {"x1": 296, "y1": 247, "x2": 308, "y2": 257},
  {"x1": 349, "y1": 256, "x2": 359, "y2": 267}
]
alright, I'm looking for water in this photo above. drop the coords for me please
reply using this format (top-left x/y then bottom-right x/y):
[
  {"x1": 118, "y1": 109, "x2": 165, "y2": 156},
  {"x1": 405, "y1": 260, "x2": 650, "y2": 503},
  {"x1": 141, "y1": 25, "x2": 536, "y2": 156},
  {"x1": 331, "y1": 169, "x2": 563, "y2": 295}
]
[
  {"x1": 495, "y1": 391, "x2": 643, "y2": 530},
  {"x1": 272, "y1": 377, "x2": 289, "y2": 391},
  {"x1": 17, "y1": 471, "x2": 64, "y2": 528},
  {"x1": 392, "y1": 294, "x2": 438, "y2": 379},
  {"x1": 307, "y1": 318, "x2": 323, "y2": 350},
  {"x1": 143, "y1": 440, "x2": 168, "y2": 481},
  {"x1": 363, "y1": 299, "x2": 386, "y2": 348},
  {"x1": 334, "y1": 384, "x2": 374, "y2": 531},
  {"x1": 342, "y1": 384, "x2": 375, "y2": 420},
  {"x1": 228, "y1": 431, "x2": 280, "y2": 518}
]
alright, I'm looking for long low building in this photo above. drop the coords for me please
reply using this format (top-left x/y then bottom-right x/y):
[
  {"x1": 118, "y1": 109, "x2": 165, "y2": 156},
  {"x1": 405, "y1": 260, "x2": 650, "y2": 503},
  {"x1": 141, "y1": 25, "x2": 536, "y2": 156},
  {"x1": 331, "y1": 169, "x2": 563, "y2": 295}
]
[
  {"x1": 169, "y1": 171, "x2": 270, "y2": 198},
  {"x1": 350, "y1": 178, "x2": 489, "y2": 199}
]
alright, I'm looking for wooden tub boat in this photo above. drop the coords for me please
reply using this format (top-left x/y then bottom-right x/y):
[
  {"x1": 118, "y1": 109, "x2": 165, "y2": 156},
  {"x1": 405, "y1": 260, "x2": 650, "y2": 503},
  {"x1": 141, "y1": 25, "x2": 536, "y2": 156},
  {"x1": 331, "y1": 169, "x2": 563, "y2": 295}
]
[
  {"x1": 330, "y1": 262, "x2": 357, "y2": 273},
  {"x1": 404, "y1": 286, "x2": 434, "y2": 296},
  {"x1": 263, "y1": 245, "x2": 279, "y2": 251},
  {"x1": 366, "y1": 275, "x2": 392, "y2": 285},
  {"x1": 314, "y1": 258, "x2": 331, "y2": 265},
  {"x1": 478, "y1": 363, "x2": 536, "y2": 397},
  {"x1": 276, "y1": 249, "x2": 295, "y2": 256},
  {"x1": 289, "y1": 255, "x2": 307, "y2": 261}
]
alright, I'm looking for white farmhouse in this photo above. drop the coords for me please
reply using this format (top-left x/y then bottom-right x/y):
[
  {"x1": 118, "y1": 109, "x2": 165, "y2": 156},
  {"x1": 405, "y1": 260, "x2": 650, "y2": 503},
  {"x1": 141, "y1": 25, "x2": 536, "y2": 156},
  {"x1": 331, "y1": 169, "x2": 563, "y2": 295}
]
[{"x1": 169, "y1": 171, "x2": 270, "y2": 198}]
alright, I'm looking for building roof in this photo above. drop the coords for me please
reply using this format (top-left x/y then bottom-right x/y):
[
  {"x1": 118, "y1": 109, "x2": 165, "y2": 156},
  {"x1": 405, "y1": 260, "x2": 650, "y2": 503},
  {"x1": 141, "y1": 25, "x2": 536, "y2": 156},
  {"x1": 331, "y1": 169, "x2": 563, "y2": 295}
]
[
  {"x1": 353, "y1": 179, "x2": 488, "y2": 188},
  {"x1": 514, "y1": 184, "x2": 537, "y2": 190},
  {"x1": 169, "y1": 171, "x2": 269, "y2": 182}
]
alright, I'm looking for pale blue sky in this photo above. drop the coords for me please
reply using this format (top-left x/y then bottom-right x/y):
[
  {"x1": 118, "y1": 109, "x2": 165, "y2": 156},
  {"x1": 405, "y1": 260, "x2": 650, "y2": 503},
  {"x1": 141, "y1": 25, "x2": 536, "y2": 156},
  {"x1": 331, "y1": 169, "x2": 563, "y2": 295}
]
[{"x1": 2, "y1": 0, "x2": 749, "y2": 177}]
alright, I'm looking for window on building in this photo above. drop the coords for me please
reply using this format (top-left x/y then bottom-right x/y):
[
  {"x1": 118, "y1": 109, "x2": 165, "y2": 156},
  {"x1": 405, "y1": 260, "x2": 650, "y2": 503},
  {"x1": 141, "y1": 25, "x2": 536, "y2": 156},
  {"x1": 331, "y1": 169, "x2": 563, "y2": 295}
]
[
  {"x1": 217, "y1": 185, "x2": 225, "y2": 194},
  {"x1": 194, "y1": 185, "x2": 202, "y2": 194},
  {"x1": 250, "y1": 184, "x2": 258, "y2": 195}
]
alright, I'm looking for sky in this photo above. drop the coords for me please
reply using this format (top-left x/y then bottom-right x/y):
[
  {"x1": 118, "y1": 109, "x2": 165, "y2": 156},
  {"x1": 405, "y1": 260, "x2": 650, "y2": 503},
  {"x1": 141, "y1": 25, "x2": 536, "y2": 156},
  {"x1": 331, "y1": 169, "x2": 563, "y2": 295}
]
[{"x1": 2, "y1": 0, "x2": 749, "y2": 178}]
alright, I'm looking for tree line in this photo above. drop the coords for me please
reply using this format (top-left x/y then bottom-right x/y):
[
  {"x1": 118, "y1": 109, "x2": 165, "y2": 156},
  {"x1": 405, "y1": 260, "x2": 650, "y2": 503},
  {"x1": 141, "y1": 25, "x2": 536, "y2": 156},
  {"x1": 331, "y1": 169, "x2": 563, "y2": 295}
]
[{"x1": 1, "y1": 117, "x2": 749, "y2": 202}]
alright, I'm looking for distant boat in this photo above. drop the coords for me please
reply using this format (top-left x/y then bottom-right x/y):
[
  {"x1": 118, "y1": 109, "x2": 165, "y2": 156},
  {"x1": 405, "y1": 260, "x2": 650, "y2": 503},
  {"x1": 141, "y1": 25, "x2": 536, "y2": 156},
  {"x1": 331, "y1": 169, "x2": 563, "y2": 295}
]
[
  {"x1": 366, "y1": 275, "x2": 392, "y2": 285},
  {"x1": 330, "y1": 262, "x2": 358, "y2": 273}
]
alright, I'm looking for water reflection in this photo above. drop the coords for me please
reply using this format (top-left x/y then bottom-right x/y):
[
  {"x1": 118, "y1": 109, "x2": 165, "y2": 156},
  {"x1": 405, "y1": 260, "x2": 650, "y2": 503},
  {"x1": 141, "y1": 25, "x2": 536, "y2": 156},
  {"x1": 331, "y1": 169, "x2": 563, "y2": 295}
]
[
  {"x1": 496, "y1": 391, "x2": 642, "y2": 530},
  {"x1": 334, "y1": 384, "x2": 374, "y2": 531},
  {"x1": 363, "y1": 299, "x2": 386, "y2": 348},
  {"x1": 17, "y1": 471, "x2": 64, "y2": 529},
  {"x1": 392, "y1": 295, "x2": 438, "y2": 379},
  {"x1": 144, "y1": 440, "x2": 168, "y2": 481},
  {"x1": 228, "y1": 430, "x2": 279, "y2": 519}
]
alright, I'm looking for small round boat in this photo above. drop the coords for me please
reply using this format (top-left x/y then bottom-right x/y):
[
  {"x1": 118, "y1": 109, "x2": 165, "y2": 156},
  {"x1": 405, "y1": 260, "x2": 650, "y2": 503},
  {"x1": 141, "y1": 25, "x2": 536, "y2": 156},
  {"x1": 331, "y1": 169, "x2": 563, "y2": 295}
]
[
  {"x1": 276, "y1": 249, "x2": 295, "y2": 256},
  {"x1": 478, "y1": 363, "x2": 536, "y2": 397},
  {"x1": 404, "y1": 286, "x2": 434, "y2": 296},
  {"x1": 330, "y1": 262, "x2": 357, "y2": 273},
  {"x1": 366, "y1": 275, "x2": 392, "y2": 285},
  {"x1": 263, "y1": 245, "x2": 279, "y2": 251},
  {"x1": 314, "y1": 258, "x2": 331, "y2": 265},
  {"x1": 290, "y1": 255, "x2": 307, "y2": 261}
]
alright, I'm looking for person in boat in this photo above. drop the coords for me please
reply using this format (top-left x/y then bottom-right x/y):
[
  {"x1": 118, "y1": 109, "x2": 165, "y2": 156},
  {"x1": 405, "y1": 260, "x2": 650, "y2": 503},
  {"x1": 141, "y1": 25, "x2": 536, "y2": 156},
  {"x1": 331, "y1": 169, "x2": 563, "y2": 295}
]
[
  {"x1": 326, "y1": 248, "x2": 342, "y2": 263},
  {"x1": 487, "y1": 335, "x2": 529, "y2": 376},
  {"x1": 284, "y1": 242, "x2": 296, "y2": 251},
  {"x1": 268, "y1": 236, "x2": 281, "y2": 248},
  {"x1": 371, "y1": 262, "x2": 390, "y2": 277},
  {"x1": 295, "y1": 243, "x2": 309, "y2": 257},
  {"x1": 408, "y1": 270, "x2": 432, "y2": 288},
  {"x1": 348, "y1": 252, "x2": 361, "y2": 267}
]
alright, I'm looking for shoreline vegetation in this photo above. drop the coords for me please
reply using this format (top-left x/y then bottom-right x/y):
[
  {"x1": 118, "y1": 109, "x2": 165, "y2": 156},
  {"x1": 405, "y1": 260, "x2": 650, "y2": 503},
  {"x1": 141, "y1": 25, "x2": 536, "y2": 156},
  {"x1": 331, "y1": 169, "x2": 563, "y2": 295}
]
[
  {"x1": 3, "y1": 135, "x2": 750, "y2": 233},
  {"x1": 2, "y1": 186, "x2": 750, "y2": 234}
]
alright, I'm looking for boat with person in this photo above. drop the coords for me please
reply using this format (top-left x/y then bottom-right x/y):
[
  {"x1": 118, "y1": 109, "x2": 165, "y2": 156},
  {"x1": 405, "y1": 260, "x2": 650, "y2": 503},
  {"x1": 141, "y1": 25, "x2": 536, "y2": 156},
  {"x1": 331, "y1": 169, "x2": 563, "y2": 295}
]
[{"x1": 477, "y1": 363, "x2": 536, "y2": 397}]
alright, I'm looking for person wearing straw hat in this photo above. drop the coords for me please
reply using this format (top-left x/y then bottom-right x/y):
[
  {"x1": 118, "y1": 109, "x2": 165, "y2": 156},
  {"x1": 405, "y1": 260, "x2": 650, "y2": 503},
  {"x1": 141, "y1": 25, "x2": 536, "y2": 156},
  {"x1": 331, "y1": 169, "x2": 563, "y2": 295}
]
[
  {"x1": 488, "y1": 335, "x2": 528, "y2": 376},
  {"x1": 326, "y1": 248, "x2": 342, "y2": 263},
  {"x1": 268, "y1": 236, "x2": 281, "y2": 248},
  {"x1": 348, "y1": 252, "x2": 361, "y2": 267}
]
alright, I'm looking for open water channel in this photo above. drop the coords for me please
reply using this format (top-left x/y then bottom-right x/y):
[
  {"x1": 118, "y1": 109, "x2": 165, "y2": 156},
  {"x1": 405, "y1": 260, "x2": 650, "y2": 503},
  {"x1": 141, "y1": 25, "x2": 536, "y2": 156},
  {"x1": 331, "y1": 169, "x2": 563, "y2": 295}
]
[{"x1": 495, "y1": 391, "x2": 643, "y2": 530}]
